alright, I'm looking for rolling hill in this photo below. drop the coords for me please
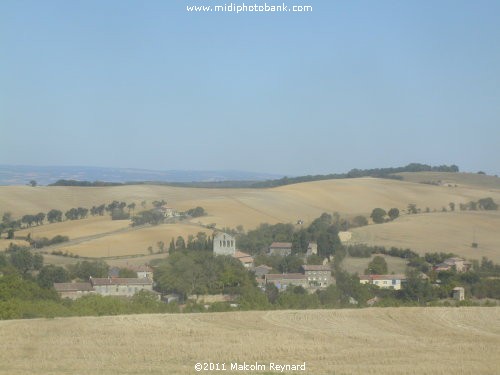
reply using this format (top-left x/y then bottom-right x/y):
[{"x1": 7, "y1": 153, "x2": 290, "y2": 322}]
[{"x1": 1, "y1": 175, "x2": 499, "y2": 261}]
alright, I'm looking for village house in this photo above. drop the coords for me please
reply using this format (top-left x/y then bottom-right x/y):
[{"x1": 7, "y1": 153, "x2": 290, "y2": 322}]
[
  {"x1": 158, "y1": 204, "x2": 178, "y2": 218},
  {"x1": 232, "y1": 251, "x2": 254, "y2": 268},
  {"x1": 213, "y1": 232, "x2": 236, "y2": 256},
  {"x1": 359, "y1": 274, "x2": 406, "y2": 290},
  {"x1": 433, "y1": 257, "x2": 472, "y2": 273},
  {"x1": 252, "y1": 264, "x2": 273, "y2": 278},
  {"x1": 302, "y1": 264, "x2": 332, "y2": 288},
  {"x1": 54, "y1": 282, "x2": 95, "y2": 300},
  {"x1": 265, "y1": 273, "x2": 308, "y2": 290},
  {"x1": 129, "y1": 265, "x2": 154, "y2": 280},
  {"x1": 268, "y1": 242, "x2": 293, "y2": 256},
  {"x1": 90, "y1": 276, "x2": 154, "y2": 297}
]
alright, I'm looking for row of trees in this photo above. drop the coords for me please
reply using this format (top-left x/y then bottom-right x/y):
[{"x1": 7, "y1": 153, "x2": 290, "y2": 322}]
[{"x1": 370, "y1": 208, "x2": 400, "y2": 223}]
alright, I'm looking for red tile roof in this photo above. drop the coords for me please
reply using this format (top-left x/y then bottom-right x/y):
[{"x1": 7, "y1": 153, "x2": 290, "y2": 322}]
[
  {"x1": 90, "y1": 277, "x2": 152, "y2": 286},
  {"x1": 54, "y1": 282, "x2": 94, "y2": 292}
]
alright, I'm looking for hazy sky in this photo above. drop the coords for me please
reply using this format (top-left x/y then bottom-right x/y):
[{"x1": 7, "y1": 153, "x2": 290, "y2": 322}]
[{"x1": 1, "y1": 1, "x2": 499, "y2": 176}]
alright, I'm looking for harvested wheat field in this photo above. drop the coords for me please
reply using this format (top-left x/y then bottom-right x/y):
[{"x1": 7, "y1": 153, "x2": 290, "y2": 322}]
[
  {"x1": 16, "y1": 216, "x2": 129, "y2": 239},
  {"x1": 55, "y1": 223, "x2": 204, "y2": 257},
  {"x1": 2, "y1": 177, "x2": 500, "y2": 260},
  {"x1": 0, "y1": 307, "x2": 499, "y2": 375},
  {"x1": 2, "y1": 178, "x2": 500, "y2": 226},
  {"x1": 351, "y1": 211, "x2": 500, "y2": 263}
]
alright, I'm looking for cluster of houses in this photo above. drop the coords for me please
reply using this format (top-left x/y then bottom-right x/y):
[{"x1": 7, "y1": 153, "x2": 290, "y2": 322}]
[{"x1": 213, "y1": 233, "x2": 334, "y2": 292}]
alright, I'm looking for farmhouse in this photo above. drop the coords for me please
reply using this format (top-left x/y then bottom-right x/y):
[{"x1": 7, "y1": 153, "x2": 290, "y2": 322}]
[
  {"x1": 129, "y1": 265, "x2": 154, "y2": 280},
  {"x1": 90, "y1": 277, "x2": 154, "y2": 297},
  {"x1": 268, "y1": 242, "x2": 292, "y2": 256},
  {"x1": 54, "y1": 282, "x2": 95, "y2": 300},
  {"x1": 265, "y1": 273, "x2": 308, "y2": 290},
  {"x1": 213, "y1": 232, "x2": 236, "y2": 256},
  {"x1": 158, "y1": 205, "x2": 178, "y2": 218},
  {"x1": 433, "y1": 257, "x2": 472, "y2": 273},
  {"x1": 359, "y1": 274, "x2": 406, "y2": 290},
  {"x1": 252, "y1": 264, "x2": 272, "y2": 278},
  {"x1": 302, "y1": 264, "x2": 332, "y2": 288}
]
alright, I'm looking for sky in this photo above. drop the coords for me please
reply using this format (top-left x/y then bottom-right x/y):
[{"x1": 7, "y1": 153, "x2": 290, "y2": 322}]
[{"x1": 1, "y1": 0, "x2": 499, "y2": 176}]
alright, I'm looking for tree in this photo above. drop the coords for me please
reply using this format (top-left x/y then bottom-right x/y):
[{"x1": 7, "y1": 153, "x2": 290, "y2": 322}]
[
  {"x1": 157, "y1": 241, "x2": 165, "y2": 253},
  {"x1": 35, "y1": 212, "x2": 45, "y2": 225},
  {"x1": 118, "y1": 268, "x2": 137, "y2": 278},
  {"x1": 407, "y1": 204, "x2": 418, "y2": 214},
  {"x1": 387, "y1": 208, "x2": 399, "y2": 221},
  {"x1": 186, "y1": 206, "x2": 206, "y2": 217},
  {"x1": 352, "y1": 215, "x2": 368, "y2": 227},
  {"x1": 365, "y1": 256, "x2": 388, "y2": 275},
  {"x1": 9, "y1": 248, "x2": 44, "y2": 275},
  {"x1": 111, "y1": 208, "x2": 130, "y2": 220},
  {"x1": 175, "y1": 236, "x2": 186, "y2": 250},
  {"x1": 37, "y1": 265, "x2": 70, "y2": 288},
  {"x1": 449, "y1": 202, "x2": 455, "y2": 212},
  {"x1": 127, "y1": 202, "x2": 136, "y2": 213},
  {"x1": 29, "y1": 180, "x2": 37, "y2": 187},
  {"x1": 7, "y1": 229, "x2": 14, "y2": 239},
  {"x1": 478, "y1": 197, "x2": 498, "y2": 211},
  {"x1": 68, "y1": 260, "x2": 109, "y2": 280},
  {"x1": 47, "y1": 209, "x2": 63, "y2": 223},
  {"x1": 370, "y1": 208, "x2": 387, "y2": 224}
]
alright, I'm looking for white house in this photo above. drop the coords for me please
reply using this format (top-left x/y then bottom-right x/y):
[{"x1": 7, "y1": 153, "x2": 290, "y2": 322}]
[{"x1": 359, "y1": 274, "x2": 406, "y2": 290}]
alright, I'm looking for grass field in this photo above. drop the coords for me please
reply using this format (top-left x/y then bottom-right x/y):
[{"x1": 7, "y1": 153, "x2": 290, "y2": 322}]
[
  {"x1": 351, "y1": 211, "x2": 500, "y2": 263},
  {"x1": 0, "y1": 307, "x2": 498, "y2": 375}
]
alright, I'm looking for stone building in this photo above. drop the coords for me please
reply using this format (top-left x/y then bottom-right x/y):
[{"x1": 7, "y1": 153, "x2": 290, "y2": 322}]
[{"x1": 213, "y1": 232, "x2": 236, "y2": 256}]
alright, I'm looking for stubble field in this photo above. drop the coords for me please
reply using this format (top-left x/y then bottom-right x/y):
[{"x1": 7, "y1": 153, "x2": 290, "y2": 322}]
[
  {"x1": 1, "y1": 173, "x2": 499, "y2": 262},
  {"x1": 0, "y1": 307, "x2": 499, "y2": 375}
]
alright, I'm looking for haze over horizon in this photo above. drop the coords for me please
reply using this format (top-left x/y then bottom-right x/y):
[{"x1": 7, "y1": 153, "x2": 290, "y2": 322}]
[{"x1": 1, "y1": 1, "x2": 499, "y2": 176}]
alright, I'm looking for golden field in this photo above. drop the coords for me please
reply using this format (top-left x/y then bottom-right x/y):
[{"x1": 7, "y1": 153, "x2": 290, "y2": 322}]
[
  {"x1": 1, "y1": 174, "x2": 499, "y2": 261},
  {"x1": 351, "y1": 211, "x2": 500, "y2": 262},
  {"x1": 0, "y1": 307, "x2": 499, "y2": 375},
  {"x1": 56, "y1": 223, "x2": 205, "y2": 257}
]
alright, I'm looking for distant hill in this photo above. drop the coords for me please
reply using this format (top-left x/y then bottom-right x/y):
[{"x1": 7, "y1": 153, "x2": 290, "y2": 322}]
[
  {"x1": 250, "y1": 163, "x2": 459, "y2": 188},
  {"x1": 0, "y1": 165, "x2": 282, "y2": 186}
]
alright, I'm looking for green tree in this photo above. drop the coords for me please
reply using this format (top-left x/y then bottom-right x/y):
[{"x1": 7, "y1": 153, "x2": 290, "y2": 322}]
[
  {"x1": 387, "y1": 208, "x2": 400, "y2": 220},
  {"x1": 68, "y1": 260, "x2": 109, "y2": 280},
  {"x1": 9, "y1": 248, "x2": 44, "y2": 275},
  {"x1": 352, "y1": 215, "x2": 368, "y2": 227},
  {"x1": 47, "y1": 209, "x2": 63, "y2": 223},
  {"x1": 407, "y1": 204, "x2": 418, "y2": 214},
  {"x1": 478, "y1": 197, "x2": 498, "y2": 210},
  {"x1": 449, "y1": 202, "x2": 455, "y2": 211},
  {"x1": 175, "y1": 236, "x2": 186, "y2": 250},
  {"x1": 37, "y1": 265, "x2": 70, "y2": 288},
  {"x1": 365, "y1": 256, "x2": 388, "y2": 275},
  {"x1": 118, "y1": 268, "x2": 137, "y2": 278},
  {"x1": 370, "y1": 208, "x2": 387, "y2": 224},
  {"x1": 29, "y1": 180, "x2": 37, "y2": 187}
]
